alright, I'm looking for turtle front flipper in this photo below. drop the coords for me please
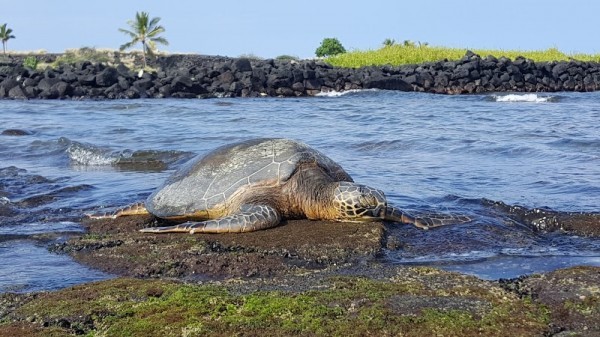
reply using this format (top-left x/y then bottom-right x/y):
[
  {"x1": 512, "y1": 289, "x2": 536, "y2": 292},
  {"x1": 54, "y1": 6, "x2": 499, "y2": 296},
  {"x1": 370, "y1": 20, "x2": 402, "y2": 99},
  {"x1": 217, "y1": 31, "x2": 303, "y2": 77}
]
[
  {"x1": 139, "y1": 204, "x2": 282, "y2": 234},
  {"x1": 384, "y1": 206, "x2": 470, "y2": 229},
  {"x1": 86, "y1": 202, "x2": 149, "y2": 219}
]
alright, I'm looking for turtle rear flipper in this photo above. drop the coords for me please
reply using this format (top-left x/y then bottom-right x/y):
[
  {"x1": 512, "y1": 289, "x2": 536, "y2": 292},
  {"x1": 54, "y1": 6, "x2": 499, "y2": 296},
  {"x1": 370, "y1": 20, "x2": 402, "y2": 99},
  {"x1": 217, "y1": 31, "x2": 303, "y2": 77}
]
[
  {"x1": 139, "y1": 204, "x2": 282, "y2": 234},
  {"x1": 86, "y1": 202, "x2": 148, "y2": 219}
]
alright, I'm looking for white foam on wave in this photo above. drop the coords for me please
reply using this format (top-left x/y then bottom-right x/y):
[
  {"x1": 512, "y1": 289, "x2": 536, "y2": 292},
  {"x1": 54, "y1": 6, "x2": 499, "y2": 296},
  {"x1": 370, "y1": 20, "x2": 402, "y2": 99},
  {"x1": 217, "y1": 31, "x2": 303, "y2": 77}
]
[
  {"x1": 0, "y1": 221, "x2": 83, "y2": 235},
  {"x1": 393, "y1": 250, "x2": 497, "y2": 264},
  {"x1": 315, "y1": 89, "x2": 379, "y2": 97},
  {"x1": 492, "y1": 93, "x2": 553, "y2": 103},
  {"x1": 67, "y1": 144, "x2": 116, "y2": 166}
]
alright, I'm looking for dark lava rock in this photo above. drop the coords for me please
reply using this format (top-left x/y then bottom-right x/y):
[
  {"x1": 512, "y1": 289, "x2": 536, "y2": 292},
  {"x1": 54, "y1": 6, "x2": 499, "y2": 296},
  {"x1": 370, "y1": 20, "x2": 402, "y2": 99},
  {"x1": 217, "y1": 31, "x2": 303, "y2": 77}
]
[
  {"x1": 232, "y1": 58, "x2": 252, "y2": 72},
  {"x1": 2, "y1": 52, "x2": 600, "y2": 99},
  {"x1": 503, "y1": 266, "x2": 600, "y2": 335},
  {"x1": 60, "y1": 215, "x2": 386, "y2": 279},
  {"x1": 363, "y1": 75, "x2": 412, "y2": 91},
  {"x1": 8, "y1": 86, "x2": 27, "y2": 99},
  {"x1": 1, "y1": 129, "x2": 32, "y2": 136},
  {"x1": 486, "y1": 200, "x2": 600, "y2": 237},
  {"x1": 95, "y1": 67, "x2": 119, "y2": 87}
]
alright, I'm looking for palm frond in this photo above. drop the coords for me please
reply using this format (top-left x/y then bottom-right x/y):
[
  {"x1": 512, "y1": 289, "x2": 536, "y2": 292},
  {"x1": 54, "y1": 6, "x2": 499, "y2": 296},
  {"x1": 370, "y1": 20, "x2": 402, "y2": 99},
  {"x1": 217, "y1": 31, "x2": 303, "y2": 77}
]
[
  {"x1": 118, "y1": 28, "x2": 138, "y2": 39},
  {"x1": 146, "y1": 26, "x2": 165, "y2": 38},
  {"x1": 119, "y1": 40, "x2": 137, "y2": 51},
  {"x1": 150, "y1": 36, "x2": 169, "y2": 46},
  {"x1": 148, "y1": 17, "x2": 161, "y2": 29}
]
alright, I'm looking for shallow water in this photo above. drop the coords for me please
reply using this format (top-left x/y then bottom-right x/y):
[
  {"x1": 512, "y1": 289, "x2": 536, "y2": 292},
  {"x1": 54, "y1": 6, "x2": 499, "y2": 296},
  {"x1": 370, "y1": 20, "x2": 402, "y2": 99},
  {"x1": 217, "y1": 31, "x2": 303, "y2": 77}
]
[{"x1": 1, "y1": 91, "x2": 599, "y2": 290}]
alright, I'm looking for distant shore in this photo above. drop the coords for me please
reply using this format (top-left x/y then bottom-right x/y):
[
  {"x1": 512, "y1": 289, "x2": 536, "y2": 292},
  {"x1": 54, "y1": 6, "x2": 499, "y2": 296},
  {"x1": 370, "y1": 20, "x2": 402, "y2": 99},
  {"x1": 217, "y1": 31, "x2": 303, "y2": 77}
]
[{"x1": 1, "y1": 51, "x2": 600, "y2": 99}]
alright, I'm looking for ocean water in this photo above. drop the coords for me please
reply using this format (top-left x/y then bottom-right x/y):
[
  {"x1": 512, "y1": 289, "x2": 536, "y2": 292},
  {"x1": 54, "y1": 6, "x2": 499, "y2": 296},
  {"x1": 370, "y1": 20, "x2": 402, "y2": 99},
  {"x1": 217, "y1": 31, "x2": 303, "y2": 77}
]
[{"x1": 1, "y1": 90, "x2": 599, "y2": 291}]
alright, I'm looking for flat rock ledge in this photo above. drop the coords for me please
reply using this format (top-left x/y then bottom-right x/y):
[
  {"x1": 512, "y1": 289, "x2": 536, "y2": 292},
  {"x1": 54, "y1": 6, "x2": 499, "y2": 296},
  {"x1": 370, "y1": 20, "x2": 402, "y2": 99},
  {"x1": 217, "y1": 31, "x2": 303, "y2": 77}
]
[
  {"x1": 1, "y1": 214, "x2": 599, "y2": 336},
  {"x1": 2, "y1": 51, "x2": 600, "y2": 100},
  {"x1": 51, "y1": 215, "x2": 387, "y2": 279}
]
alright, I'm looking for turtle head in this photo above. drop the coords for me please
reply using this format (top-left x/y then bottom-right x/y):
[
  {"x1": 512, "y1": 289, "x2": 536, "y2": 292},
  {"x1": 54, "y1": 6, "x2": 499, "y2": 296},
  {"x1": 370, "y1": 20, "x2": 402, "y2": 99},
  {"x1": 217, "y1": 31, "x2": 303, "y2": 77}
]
[{"x1": 332, "y1": 182, "x2": 387, "y2": 221}]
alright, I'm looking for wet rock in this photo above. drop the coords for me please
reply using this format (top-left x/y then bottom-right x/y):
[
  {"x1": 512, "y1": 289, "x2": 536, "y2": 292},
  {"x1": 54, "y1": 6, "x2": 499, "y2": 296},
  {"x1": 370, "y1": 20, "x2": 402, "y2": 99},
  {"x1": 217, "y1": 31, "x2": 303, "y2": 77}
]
[
  {"x1": 8, "y1": 85, "x2": 27, "y2": 99},
  {"x1": 502, "y1": 266, "x2": 600, "y2": 335},
  {"x1": 486, "y1": 199, "x2": 600, "y2": 237},
  {"x1": 364, "y1": 75, "x2": 412, "y2": 91},
  {"x1": 0, "y1": 78, "x2": 20, "y2": 91},
  {"x1": 61, "y1": 215, "x2": 385, "y2": 279}
]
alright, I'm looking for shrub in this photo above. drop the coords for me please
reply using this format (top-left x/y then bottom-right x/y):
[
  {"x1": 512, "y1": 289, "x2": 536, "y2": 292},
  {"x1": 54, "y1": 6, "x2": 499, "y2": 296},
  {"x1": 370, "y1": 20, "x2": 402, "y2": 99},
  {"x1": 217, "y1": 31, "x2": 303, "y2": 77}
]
[
  {"x1": 315, "y1": 38, "x2": 346, "y2": 57},
  {"x1": 23, "y1": 56, "x2": 38, "y2": 70},
  {"x1": 275, "y1": 54, "x2": 299, "y2": 61},
  {"x1": 53, "y1": 47, "x2": 113, "y2": 66},
  {"x1": 325, "y1": 45, "x2": 600, "y2": 68},
  {"x1": 238, "y1": 53, "x2": 263, "y2": 60}
]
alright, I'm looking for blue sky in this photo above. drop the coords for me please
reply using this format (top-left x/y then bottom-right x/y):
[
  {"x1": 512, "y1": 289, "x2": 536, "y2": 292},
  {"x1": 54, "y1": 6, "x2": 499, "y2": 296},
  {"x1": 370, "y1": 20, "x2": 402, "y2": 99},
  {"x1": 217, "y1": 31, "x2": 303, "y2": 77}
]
[{"x1": 4, "y1": 0, "x2": 599, "y2": 58}]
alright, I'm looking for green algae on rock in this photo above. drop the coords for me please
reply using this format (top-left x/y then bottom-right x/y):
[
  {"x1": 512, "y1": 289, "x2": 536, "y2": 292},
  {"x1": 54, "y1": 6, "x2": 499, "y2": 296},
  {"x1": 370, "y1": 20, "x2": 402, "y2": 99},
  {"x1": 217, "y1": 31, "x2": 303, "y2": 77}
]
[{"x1": 1, "y1": 268, "x2": 550, "y2": 337}]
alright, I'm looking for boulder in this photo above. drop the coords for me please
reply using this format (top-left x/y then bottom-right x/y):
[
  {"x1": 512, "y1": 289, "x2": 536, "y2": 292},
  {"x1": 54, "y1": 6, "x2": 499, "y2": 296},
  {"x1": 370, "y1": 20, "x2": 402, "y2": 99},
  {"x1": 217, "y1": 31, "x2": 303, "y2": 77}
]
[
  {"x1": 37, "y1": 78, "x2": 61, "y2": 92},
  {"x1": 552, "y1": 63, "x2": 569, "y2": 79},
  {"x1": 77, "y1": 74, "x2": 97, "y2": 86},
  {"x1": 115, "y1": 64, "x2": 134, "y2": 79},
  {"x1": 232, "y1": 58, "x2": 252, "y2": 73},
  {"x1": 51, "y1": 81, "x2": 71, "y2": 98},
  {"x1": 117, "y1": 77, "x2": 130, "y2": 90},
  {"x1": 133, "y1": 78, "x2": 153, "y2": 91},
  {"x1": 216, "y1": 71, "x2": 235, "y2": 85},
  {"x1": 303, "y1": 78, "x2": 322, "y2": 90},
  {"x1": 0, "y1": 78, "x2": 20, "y2": 92},
  {"x1": 95, "y1": 67, "x2": 119, "y2": 87},
  {"x1": 157, "y1": 84, "x2": 172, "y2": 97},
  {"x1": 8, "y1": 85, "x2": 27, "y2": 99},
  {"x1": 363, "y1": 75, "x2": 412, "y2": 91},
  {"x1": 171, "y1": 75, "x2": 193, "y2": 91}
]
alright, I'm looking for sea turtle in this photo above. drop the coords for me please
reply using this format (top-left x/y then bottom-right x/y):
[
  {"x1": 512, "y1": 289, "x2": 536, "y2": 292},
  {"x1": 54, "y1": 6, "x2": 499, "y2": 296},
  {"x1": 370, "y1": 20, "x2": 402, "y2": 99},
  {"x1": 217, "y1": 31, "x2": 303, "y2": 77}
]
[{"x1": 89, "y1": 138, "x2": 467, "y2": 233}]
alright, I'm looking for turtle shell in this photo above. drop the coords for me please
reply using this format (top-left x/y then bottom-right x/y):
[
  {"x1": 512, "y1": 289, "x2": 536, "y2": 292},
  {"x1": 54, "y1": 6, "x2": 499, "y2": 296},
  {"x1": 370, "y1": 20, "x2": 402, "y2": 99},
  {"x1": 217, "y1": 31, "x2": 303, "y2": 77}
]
[{"x1": 145, "y1": 138, "x2": 352, "y2": 218}]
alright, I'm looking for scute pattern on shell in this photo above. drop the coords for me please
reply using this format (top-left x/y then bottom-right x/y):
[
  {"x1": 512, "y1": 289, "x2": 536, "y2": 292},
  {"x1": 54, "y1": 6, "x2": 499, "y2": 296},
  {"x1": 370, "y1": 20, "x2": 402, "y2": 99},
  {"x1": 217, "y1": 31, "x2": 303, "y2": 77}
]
[{"x1": 145, "y1": 138, "x2": 352, "y2": 218}]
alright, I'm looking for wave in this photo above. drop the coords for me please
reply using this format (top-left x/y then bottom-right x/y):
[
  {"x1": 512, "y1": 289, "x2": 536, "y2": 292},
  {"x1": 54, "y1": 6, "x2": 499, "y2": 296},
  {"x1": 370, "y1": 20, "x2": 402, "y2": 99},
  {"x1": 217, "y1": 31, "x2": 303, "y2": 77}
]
[
  {"x1": 62, "y1": 138, "x2": 194, "y2": 171},
  {"x1": 315, "y1": 89, "x2": 380, "y2": 97},
  {"x1": 0, "y1": 221, "x2": 83, "y2": 236},
  {"x1": 490, "y1": 93, "x2": 557, "y2": 103},
  {"x1": 67, "y1": 141, "x2": 116, "y2": 166}
]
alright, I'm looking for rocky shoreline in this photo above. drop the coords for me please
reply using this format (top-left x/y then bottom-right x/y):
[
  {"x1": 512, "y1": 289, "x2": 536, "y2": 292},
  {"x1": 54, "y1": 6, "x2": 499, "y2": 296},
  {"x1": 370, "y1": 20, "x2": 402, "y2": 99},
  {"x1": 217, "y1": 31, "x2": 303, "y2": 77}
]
[
  {"x1": 1, "y1": 212, "x2": 599, "y2": 336},
  {"x1": 1, "y1": 51, "x2": 600, "y2": 99}
]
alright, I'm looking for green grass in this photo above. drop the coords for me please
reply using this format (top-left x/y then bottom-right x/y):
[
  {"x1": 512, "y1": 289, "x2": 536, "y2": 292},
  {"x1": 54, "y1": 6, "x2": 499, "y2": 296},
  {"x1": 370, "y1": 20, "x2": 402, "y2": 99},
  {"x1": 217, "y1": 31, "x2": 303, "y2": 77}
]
[{"x1": 326, "y1": 45, "x2": 600, "y2": 68}]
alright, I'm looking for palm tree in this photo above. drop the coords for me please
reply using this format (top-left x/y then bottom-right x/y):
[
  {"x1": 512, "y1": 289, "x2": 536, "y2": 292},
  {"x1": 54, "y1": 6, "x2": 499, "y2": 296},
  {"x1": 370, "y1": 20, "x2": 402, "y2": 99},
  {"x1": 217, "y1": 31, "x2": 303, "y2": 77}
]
[
  {"x1": 382, "y1": 38, "x2": 395, "y2": 47},
  {"x1": 119, "y1": 11, "x2": 168, "y2": 68},
  {"x1": 0, "y1": 24, "x2": 15, "y2": 55}
]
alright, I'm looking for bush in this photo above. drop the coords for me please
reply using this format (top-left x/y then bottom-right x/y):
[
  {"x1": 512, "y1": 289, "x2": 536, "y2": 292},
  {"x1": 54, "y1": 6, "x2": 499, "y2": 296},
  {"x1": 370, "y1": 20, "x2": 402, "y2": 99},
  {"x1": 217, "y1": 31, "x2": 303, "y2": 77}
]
[
  {"x1": 315, "y1": 38, "x2": 346, "y2": 57},
  {"x1": 325, "y1": 45, "x2": 600, "y2": 68},
  {"x1": 53, "y1": 47, "x2": 113, "y2": 67},
  {"x1": 23, "y1": 56, "x2": 38, "y2": 70},
  {"x1": 238, "y1": 53, "x2": 263, "y2": 60},
  {"x1": 275, "y1": 55, "x2": 299, "y2": 61}
]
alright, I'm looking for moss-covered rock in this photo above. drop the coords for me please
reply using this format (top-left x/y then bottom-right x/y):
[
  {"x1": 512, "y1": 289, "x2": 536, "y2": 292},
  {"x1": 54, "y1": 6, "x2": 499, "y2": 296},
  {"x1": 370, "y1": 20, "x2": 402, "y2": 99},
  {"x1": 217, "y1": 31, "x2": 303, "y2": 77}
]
[
  {"x1": 1, "y1": 268, "x2": 550, "y2": 337},
  {"x1": 502, "y1": 266, "x2": 600, "y2": 335}
]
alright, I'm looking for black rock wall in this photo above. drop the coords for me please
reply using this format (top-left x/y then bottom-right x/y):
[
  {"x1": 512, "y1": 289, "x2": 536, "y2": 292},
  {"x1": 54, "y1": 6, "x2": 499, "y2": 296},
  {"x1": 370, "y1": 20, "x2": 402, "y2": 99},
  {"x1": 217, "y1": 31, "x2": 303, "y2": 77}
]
[{"x1": 1, "y1": 51, "x2": 599, "y2": 99}]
